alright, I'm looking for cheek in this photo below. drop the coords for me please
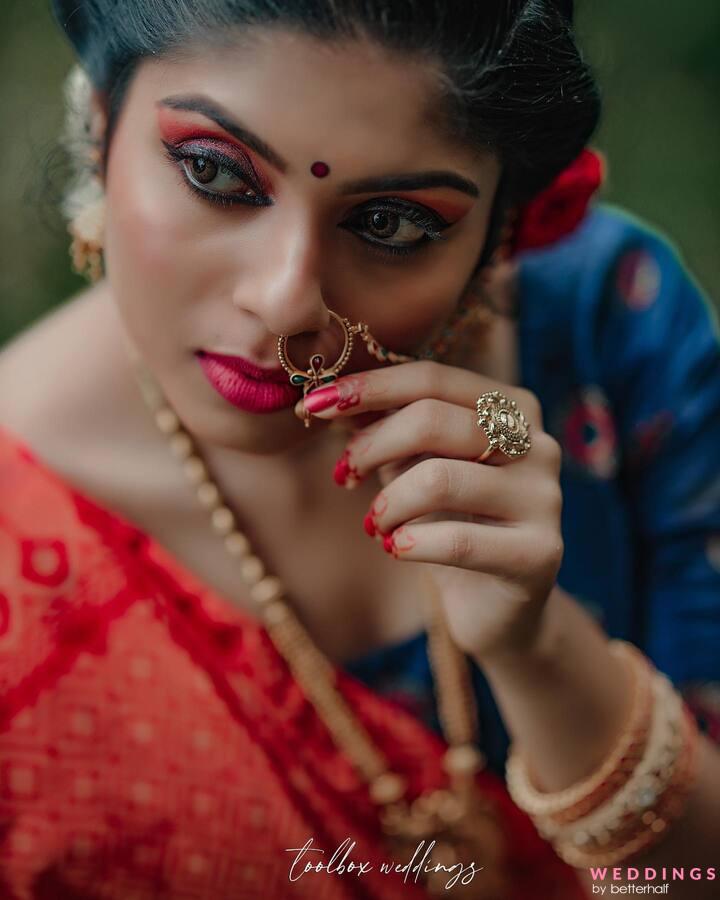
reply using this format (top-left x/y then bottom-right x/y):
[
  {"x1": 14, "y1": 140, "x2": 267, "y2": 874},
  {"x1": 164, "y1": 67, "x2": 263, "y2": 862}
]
[
  {"x1": 329, "y1": 205, "x2": 491, "y2": 354},
  {"x1": 341, "y1": 253, "x2": 476, "y2": 353},
  {"x1": 102, "y1": 137, "x2": 220, "y2": 358},
  {"x1": 105, "y1": 150, "x2": 190, "y2": 296}
]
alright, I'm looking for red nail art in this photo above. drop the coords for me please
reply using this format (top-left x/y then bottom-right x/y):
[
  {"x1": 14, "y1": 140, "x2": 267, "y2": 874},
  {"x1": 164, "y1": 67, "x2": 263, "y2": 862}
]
[
  {"x1": 391, "y1": 527, "x2": 416, "y2": 555},
  {"x1": 363, "y1": 511, "x2": 376, "y2": 537},
  {"x1": 368, "y1": 494, "x2": 388, "y2": 540},
  {"x1": 304, "y1": 385, "x2": 340, "y2": 414},
  {"x1": 333, "y1": 453, "x2": 350, "y2": 485},
  {"x1": 382, "y1": 533, "x2": 395, "y2": 555},
  {"x1": 333, "y1": 449, "x2": 362, "y2": 487},
  {"x1": 337, "y1": 390, "x2": 361, "y2": 412},
  {"x1": 332, "y1": 376, "x2": 363, "y2": 412}
]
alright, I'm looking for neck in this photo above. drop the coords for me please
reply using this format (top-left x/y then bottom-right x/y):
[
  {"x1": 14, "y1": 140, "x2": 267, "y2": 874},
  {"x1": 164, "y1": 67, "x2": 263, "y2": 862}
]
[
  {"x1": 198, "y1": 419, "x2": 354, "y2": 522},
  {"x1": 106, "y1": 294, "x2": 350, "y2": 530}
]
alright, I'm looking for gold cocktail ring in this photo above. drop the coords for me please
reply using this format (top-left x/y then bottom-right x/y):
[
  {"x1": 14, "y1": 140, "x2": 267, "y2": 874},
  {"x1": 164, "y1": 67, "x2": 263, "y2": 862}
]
[
  {"x1": 475, "y1": 390, "x2": 532, "y2": 462},
  {"x1": 277, "y1": 311, "x2": 356, "y2": 428}
]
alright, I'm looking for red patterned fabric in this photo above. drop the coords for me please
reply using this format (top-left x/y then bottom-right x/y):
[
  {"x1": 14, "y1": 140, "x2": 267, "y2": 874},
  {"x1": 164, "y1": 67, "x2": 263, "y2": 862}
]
[{"x1": 0, "y1": 426, "x2": 586, "y2": 899}]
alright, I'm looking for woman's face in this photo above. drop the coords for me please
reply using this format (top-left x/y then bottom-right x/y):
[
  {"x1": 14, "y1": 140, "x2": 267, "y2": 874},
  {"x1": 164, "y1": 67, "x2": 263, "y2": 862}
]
[{"x1": 103, "y1": 29, "x2": 501, "y2": 454}]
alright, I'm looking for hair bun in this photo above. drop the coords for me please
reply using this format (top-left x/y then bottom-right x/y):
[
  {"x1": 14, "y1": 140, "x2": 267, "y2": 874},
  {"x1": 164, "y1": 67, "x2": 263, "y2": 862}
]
[
  {"x1": 50, "y1": 1, "x2": 113, "y2": 88},
  {"x1": 551, "y1": 0, "x2": 575, "y2": 24},
  {"x1": 51, "y1": 0, "x2": 91, "y2": 49}
]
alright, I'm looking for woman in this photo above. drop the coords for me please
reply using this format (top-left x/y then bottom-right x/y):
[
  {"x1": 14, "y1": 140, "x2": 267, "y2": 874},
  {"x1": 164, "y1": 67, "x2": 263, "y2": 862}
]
[{"x1": 0, "y1": 1, "x2": 718, "y2": 898}]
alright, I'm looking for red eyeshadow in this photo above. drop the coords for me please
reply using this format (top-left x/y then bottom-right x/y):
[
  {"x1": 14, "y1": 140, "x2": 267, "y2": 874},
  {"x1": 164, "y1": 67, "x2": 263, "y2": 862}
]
[
  {"x1": 390, "y1": 192, "x2": 473, "y2": 223},
  {"x1": 156, "y1": 107, "x2": 273, "y2": 193}
]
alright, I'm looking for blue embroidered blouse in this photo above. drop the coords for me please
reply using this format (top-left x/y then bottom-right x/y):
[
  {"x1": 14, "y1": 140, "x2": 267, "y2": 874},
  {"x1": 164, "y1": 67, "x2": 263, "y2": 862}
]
[{"x1": 344, "y1": 203, "x2": 720, "y2": 776}]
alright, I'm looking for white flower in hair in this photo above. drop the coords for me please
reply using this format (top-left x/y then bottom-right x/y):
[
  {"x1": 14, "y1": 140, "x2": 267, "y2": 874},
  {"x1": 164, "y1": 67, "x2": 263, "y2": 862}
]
[{"x1": 61, "y1": 65, "x2": 105, "y2": 280}]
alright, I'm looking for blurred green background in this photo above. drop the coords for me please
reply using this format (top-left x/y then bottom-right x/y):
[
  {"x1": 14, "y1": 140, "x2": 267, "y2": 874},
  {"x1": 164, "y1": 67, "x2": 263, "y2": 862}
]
[{"x1": 1, "y1": 0, "x2": 718, "y2": 347}]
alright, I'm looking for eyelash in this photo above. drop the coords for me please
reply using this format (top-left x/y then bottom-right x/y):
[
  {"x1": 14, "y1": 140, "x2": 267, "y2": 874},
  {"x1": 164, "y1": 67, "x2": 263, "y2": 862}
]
[
  {"x1": 163, "y1": 142, "x2": 451, "y2": 257},
  {"x1": 340, "y1": 200, "x2": 449, "y2": 258},
  {"x1": 162, "y1": 141, "x2": 269, "y2": 208}
]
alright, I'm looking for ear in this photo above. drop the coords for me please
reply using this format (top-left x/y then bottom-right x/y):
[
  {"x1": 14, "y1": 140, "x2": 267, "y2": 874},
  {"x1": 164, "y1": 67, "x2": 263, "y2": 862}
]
[{"x1": 86, "y1": 87, "x2": 111, "y2": 181}]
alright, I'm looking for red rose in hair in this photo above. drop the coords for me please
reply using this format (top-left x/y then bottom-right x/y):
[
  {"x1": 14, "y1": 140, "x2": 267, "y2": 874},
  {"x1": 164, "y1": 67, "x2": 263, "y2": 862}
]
[{"x1": 513, "y1": 148, "x2": 605, "y2": 253}]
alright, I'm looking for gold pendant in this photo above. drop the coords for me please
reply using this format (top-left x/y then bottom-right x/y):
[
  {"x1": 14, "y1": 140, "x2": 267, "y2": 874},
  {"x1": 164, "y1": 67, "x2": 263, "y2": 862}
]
[{"x1": 379, "y1": 781, "x2": 508, "y2": 899}]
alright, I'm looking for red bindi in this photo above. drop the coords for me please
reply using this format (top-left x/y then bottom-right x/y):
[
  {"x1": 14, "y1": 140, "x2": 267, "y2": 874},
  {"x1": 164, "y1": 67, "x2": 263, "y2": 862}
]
[{"x1": 310, "y1": 161, "x2": 330, "y2": 178}]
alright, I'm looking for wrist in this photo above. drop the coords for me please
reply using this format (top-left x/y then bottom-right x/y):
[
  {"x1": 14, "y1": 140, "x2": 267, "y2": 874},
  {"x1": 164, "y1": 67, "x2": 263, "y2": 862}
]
[
  {"x1": 475, "y1": 585, "x2": 633, "y2": 791},
  {"x1": 473, "y1": 583, "x2": 562, "y2": 674}
]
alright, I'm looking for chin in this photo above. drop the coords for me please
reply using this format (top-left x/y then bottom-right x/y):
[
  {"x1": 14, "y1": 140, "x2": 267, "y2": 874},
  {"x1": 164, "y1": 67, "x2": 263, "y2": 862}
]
[{"x1": 183, "y1": 401, "x2": 322, "y2": 457}]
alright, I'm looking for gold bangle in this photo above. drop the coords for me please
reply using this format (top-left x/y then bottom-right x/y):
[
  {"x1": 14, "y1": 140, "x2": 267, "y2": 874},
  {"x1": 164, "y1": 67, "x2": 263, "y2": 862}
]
[
  {"x1": 546, "y1": 672, "x2": 680, "y2": 843},
  {"x1": 554, "y1": 700, "x2": 699, "y2": 867},
  {"x1": 506, "y1": 641, "x2": 652, "y2": 822},
  {"x1": 506, "y1": 646, "x2": 701, "y2": 868}
]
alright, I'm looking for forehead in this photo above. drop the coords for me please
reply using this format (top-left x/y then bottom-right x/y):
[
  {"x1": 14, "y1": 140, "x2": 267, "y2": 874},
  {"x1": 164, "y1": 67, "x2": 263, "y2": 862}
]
[{"x1": 131, "y1": 28, "x2": 485, "y2": 176}]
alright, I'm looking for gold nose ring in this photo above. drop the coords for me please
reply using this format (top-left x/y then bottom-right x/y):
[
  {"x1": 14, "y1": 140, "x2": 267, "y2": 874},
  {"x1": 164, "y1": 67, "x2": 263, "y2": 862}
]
[
  {"x1": 277, "y1": 311, "x2": 356, "y2": 428},
  {"x1": 278, "y1": 312, "x2": 416, "y2": 428}
]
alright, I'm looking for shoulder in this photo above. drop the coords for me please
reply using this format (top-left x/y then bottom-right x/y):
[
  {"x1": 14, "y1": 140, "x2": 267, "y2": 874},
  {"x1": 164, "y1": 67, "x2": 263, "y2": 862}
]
[
  {"x1": 518, "y1": 204, "x2": 717, "y2": 366},
  {"x1": 519, "y1": 203, "x2": 717, "y2": 318},
  {"x1": 0, "y1": 283, "x2": 157, "y2": 484},
  {"x1": 0, "y1": 284, "x2": 108, "y2": 447}
]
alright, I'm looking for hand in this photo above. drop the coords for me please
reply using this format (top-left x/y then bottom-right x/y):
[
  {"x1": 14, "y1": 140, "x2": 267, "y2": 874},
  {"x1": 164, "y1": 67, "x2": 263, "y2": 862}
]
[{"x1": 296, "y1": 361, "x2": 564, "y2": 664}]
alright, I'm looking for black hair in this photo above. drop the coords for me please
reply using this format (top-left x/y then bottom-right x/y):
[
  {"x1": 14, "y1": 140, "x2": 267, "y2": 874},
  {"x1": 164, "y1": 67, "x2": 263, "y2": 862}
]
[{"x1": 51, "y1": 0, "x2": 600, "y2": 266}]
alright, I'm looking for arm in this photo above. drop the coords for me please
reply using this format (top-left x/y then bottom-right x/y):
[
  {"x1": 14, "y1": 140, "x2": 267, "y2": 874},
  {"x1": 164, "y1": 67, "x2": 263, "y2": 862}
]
[
  {"x1": 300, "y1": 215, "x2": 720, "y2": 896},
  {"x1": 484, "y1": 228, "x2": 720, "y2": 897},
  {"x1": 482, "y1": 585, "x2": 720, "y2": 898}
]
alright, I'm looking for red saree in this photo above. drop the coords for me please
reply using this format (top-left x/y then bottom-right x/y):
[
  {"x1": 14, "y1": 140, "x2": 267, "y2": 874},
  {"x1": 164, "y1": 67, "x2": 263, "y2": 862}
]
[{"x1": 0, "y1": 425, "x2": 587, "y2": 899}]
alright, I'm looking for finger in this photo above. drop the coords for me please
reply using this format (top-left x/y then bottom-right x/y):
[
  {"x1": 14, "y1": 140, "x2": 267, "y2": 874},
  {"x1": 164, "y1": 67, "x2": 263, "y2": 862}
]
[
  {"x1": 365, "y1": 457, "x2": 534, "y2": 538},
  {"x1": 328, "y1": 409, "x2": 388, "y2": 437},
  {"x1": 381, "y1": 521, "x2": 563, "y2": 578},
  {"x1": 344, "y1": 399, "x2": 498, "y2": 479},
  {"x1": 336, "y1": 408, "x2": 561, "y2": 491},
  {"x1": 295, "y1": 360, "x2": 543, "y2": 429}
]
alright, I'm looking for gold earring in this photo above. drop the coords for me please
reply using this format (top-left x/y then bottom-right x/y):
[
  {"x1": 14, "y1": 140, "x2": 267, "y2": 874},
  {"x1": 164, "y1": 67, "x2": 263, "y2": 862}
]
[{"x1": 69, "y1": 185, "x2": 105, "y2": 283}]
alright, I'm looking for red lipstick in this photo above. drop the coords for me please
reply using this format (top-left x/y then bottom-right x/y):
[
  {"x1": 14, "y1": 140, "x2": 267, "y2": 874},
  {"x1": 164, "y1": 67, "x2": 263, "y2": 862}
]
[{"x1": 196, "y1": 350, "x2": 298, "y2": 413}]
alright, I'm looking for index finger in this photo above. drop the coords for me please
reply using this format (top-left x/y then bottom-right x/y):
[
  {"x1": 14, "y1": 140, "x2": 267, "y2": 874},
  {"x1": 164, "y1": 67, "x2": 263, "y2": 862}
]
[{"x1": 296, "y1": 360, "x2": 542, "y2": 428}]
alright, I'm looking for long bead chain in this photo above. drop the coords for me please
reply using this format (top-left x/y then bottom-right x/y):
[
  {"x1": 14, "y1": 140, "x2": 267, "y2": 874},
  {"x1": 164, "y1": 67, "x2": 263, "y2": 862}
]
[{"x1": 133, "y1": 362, "x2": 507, "y2": 898}]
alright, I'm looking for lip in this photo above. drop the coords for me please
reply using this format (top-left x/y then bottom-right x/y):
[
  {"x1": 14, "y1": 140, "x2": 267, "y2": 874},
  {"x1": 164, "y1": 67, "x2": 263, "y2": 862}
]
[
  {"x1": 199, "y1": 350, "x2": 289, "y2": 382},
  {"x1": 196, "y1": 350, "x2": 299, "y2": 412}
]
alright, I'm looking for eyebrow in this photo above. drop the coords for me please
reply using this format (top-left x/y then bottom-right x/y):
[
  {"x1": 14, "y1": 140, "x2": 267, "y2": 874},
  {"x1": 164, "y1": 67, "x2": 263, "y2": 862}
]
[
  {"x1": 339, "y1": 172, "x2": 479, "y2": 198},
  {"x1": 159, "y1": 95, "x2": 289, "y2": 171},
  {"x1": 159, "y1": 94, "x2": 480, "y2": 199}
]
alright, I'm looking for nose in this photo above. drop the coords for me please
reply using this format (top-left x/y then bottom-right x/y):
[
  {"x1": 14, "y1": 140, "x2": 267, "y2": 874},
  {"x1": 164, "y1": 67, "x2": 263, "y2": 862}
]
[{"x1": 232, "y1": 208, "x2": 330, "y2": 337}]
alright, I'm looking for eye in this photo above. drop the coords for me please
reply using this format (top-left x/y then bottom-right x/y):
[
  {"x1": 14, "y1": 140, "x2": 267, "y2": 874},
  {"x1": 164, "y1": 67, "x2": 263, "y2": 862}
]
[
  {"x1": 163, "y1": 141, "x2": 269, "y2": 207},
  {"x1": 181, "y1": 156, "x2": 257, "y2": 199},
  {"x1": 364, "y1": 211, "x2": 423, "y2": 242},
  {"x1": 341, "y1": 199, "x2": 449, "y2": 255}
]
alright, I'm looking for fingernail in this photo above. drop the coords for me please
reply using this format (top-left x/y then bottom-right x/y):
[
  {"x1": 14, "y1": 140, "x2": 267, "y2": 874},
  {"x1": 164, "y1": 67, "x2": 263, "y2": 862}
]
[
  {"x1": 304, "y1": 385, "x2": 340, "y2": 414},
  {"x1": 363, "y1": 511, "x2": 376, "y2": 537},
  {"x1": 333, "y1": 449, "x2": 362, "y2": 487},
  {"x1": 333, "y1": 455, "x2": 350, "y2": 485},
  {"x1": 382, "y1": 533, "x2": 395, "y2": 555}
]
